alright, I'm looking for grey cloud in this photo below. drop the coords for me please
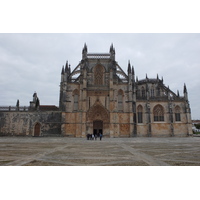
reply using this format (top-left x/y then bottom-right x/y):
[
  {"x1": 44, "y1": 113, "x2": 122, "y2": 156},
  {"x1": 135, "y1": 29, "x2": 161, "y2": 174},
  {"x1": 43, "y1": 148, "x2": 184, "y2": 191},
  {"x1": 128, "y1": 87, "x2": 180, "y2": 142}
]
[{"x1": 0, "y1": 33, "x2": 199, "y2": 119}]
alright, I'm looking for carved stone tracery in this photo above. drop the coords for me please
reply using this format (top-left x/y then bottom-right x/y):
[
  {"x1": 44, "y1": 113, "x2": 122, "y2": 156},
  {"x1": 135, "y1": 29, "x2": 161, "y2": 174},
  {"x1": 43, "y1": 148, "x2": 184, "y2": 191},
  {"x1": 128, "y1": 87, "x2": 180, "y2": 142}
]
[
  {"x1": 94, "y1": 65, "x2": 104, "y2": 85},
  {"x1": 87, "y1": 101, "x2": 109, "y2": 123}
]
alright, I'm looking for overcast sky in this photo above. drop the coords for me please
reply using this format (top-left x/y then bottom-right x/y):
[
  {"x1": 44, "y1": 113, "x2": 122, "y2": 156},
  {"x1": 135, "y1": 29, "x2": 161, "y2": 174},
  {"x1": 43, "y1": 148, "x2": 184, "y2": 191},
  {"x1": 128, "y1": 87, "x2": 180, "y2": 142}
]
[{"x1": 0, "y1": 33, "x2": 199, "y2": 119}]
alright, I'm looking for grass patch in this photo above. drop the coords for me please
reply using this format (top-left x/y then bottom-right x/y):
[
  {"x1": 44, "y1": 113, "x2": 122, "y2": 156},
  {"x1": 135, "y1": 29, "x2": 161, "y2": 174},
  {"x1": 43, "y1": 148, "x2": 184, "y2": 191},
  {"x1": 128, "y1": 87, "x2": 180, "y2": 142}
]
[{"x1": 193, "y1": 131, "x2": 200, "y2": 134}]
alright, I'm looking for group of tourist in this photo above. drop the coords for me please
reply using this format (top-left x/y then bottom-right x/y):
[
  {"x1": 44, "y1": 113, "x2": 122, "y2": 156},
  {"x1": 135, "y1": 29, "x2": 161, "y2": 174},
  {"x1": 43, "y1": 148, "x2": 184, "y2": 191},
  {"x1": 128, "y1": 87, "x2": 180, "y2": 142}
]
[{"x1": 86, "y1": 133, "x2": 103, "y2": 140}]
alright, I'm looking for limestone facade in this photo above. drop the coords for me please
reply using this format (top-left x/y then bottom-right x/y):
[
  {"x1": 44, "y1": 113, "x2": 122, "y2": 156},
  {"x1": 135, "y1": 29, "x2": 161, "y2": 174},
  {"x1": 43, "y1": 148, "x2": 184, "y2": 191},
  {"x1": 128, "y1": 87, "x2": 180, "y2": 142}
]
[{"x1": 59, "y1": 44, "x2": 192, "y2": 137}]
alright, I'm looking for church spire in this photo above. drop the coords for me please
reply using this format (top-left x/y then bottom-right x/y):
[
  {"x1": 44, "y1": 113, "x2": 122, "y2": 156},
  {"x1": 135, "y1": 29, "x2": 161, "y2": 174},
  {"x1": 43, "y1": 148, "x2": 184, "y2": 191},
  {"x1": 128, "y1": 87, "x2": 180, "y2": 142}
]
[
  {"x1": 177, "y1": 90, "x2": 180, "y2": 97},
  {"x1": 110, "y1": 43, "x2": 113, "y2": 53},
  {"x1": 61, "y1": 65, "x2": 64, "y2": 82},
  {"x1": 184, "y1": 83, "x2": 188, "y2": 101},
  {"x1": 65, "y1": 61, "x2": 68, "y2": 73},
  {"x1": 83, "y1": 43, "x2": 87, "y2": 52},
  {"x1": 132, "y1": 66, "x2": 135, "y2": 75},
  {"x1": 128, "y1": 60, "x2": 131, "y2": 74},
  {"x1": 61, "y1": 66, "x2": 64, "y2": 75},
  {"x1": 110, "y1": 43, "x2": 115, "y2": 60},
  {"x1": 184, "y1": 83, "x2": 187, "y2": 93},
  {"x1": 82, "y1": 43, "x2": 88, "y2": 59}
]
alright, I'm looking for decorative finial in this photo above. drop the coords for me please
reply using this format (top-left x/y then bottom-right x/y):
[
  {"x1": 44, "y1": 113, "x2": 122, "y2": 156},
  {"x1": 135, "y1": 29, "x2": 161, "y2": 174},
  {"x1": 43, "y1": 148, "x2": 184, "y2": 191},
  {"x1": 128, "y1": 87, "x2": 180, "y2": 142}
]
[
  {"x1": 69, "y1": 64, "x2": 71, "y2": 74},
  {"x1": 184, "y1": 83, "x2": 187, "y2": 93},
  {"x1": 65, "y1": 61, "x2": 68, "y2": 73},
  {"x1": 177, "y1": 90, "x2": 180, "y2": 97},
  {"x1": 128, "y1": 60, "x2": 131, "y2": 74},
  {"x1": 61, "y1": 65, "x2": 64, "y2": 75},
  {"x1": 132, "y1": 66, "x2": 134, "y2": 75},
  {"x1": 110, "y1": 43, "x2": 113, "y2": 52}
]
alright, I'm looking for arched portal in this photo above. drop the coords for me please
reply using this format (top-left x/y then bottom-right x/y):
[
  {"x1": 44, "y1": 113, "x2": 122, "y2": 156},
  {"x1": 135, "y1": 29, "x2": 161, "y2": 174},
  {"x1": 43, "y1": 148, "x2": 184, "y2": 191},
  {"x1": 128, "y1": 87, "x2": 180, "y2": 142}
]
[
  {"x1": 87, "y1": 101, "x2": 110, "y2": 136},
  {"x1": 93, "y1": 120, "x2": 103, "y2": 136},
  {"x1": 34, "y1": 123, "x2": 41, "y2": 136}
]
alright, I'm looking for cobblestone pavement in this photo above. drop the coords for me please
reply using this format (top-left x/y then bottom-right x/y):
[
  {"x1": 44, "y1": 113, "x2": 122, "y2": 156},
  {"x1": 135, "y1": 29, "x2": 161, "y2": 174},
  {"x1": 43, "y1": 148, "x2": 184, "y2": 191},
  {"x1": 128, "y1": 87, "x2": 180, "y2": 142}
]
[{"x1": 0, "y1": 137, "x2": 200, "y2": 166}]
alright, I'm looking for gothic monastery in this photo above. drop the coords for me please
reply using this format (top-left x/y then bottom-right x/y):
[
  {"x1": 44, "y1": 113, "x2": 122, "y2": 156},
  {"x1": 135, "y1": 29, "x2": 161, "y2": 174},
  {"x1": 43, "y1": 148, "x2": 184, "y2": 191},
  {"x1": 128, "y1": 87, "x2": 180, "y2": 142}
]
[{"x1": 0, "y1": 44, "x2": 193, "y2": 137}]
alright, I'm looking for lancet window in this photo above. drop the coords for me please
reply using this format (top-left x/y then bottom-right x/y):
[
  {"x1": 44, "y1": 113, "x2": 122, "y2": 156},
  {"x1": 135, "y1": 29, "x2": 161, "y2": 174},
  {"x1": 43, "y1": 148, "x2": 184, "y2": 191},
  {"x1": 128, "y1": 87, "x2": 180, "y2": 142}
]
[
  {"x1": 175, "y1": 106, "x2": 181, "y2": 121},
  {"x1": 141, "y1": 87, "x2": 145, "y2": 98},
  {"x1": 137, "y1": 105, "x2": 143, "y2": 123},
  {"x1": 153, "y1": 105, "x2": 164, "y2": 121}
]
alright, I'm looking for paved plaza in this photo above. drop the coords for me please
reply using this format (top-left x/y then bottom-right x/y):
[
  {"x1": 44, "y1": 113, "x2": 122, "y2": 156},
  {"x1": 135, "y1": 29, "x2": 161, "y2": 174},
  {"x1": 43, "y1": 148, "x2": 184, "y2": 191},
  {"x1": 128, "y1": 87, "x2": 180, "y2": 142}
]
[{"x1": 0, "y1": 136, "x2": 200, "y2": 166}]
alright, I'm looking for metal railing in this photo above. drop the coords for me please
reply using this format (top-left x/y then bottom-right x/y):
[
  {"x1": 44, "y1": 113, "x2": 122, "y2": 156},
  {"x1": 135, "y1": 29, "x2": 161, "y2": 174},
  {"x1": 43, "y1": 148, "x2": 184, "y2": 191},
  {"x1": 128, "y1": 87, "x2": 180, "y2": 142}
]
[{"x1": 87, "y1": 53, "x2": 110, "y2": 59}]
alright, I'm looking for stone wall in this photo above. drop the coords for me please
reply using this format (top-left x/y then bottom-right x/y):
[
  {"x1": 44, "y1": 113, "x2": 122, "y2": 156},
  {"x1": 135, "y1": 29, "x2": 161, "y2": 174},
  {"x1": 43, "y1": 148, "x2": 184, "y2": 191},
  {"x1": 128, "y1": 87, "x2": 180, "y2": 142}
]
[{"x1": 0, "y1": 111, "x2": 61, "y2": 136}]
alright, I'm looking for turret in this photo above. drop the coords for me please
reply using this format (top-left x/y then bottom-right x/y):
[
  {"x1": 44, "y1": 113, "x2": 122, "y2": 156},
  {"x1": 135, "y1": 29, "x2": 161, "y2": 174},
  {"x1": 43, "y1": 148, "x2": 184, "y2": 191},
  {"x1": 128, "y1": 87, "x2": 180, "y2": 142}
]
[{"x1": 30, "y1": 92, "x2": 39, "y2": 110}]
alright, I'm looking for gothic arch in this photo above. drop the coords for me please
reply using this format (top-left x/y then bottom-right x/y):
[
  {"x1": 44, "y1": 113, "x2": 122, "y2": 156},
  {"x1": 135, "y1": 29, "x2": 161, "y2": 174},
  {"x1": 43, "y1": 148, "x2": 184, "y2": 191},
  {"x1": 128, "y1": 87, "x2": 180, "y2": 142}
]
[
  {"x1": 175, "y1": 105, "x2": 181, "y2": 121},
  {"x1": 118, "y1": 89, "x2": 124, "y2": 95},
  {"x1": 153, "y1": 104, "x2": 164, "y2": 121},
  {"x1": 137, "y1": 105, "x2": 143, "y2": 112},
  {"x1": 73, "y1": 89, "x2": 79, "y2": 96},
  {"x1": 93, "y1": 64, "x2": 105, "y2": 85},
  {"x1": 87, "y1": 102, "x2": 109, "y2": 123},
  {"x1": 34, "y1": 122, "x2": 41, "y2": 137},
  {"x1": 150, "y1": 85, "x2": 155, "y2": 97},
  {"x1": 141, "y1": 86, "x2": 145, "y2": 97},
  {"x1": 137, "y1": 105, "x2": 143, "y2": 123},
  {"x1": 175, "y1": 105, "x2": 181, "y2": 113}
]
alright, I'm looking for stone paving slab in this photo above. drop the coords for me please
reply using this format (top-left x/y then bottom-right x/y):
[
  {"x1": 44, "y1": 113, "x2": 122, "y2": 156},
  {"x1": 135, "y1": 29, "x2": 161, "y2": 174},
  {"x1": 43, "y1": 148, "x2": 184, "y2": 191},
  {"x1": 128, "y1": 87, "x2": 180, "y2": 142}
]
[{"x1": 0, "y1": 137, "x2": 200, "y2": 166}]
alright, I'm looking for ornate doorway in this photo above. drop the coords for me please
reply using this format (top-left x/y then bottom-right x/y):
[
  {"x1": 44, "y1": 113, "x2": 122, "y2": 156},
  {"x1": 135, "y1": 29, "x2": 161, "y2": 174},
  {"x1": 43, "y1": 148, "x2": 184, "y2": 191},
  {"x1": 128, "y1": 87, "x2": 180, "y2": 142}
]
[
  {"x1": 87, "y1": 101, "x2": 110, "y2": 136},
  {"x1": 93, "y1": 120, "x2": 103, "y2": 136},
  {"x1": 34, "y1": 123, "x2": 41, "y2": 136}
]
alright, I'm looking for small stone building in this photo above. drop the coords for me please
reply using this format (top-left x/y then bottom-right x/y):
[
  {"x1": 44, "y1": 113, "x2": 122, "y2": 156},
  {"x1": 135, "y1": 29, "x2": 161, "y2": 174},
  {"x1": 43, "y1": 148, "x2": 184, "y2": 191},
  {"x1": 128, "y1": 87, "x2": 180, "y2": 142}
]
[{"x1": 0, "y1": 44, "x2": 192, "y2": 137}]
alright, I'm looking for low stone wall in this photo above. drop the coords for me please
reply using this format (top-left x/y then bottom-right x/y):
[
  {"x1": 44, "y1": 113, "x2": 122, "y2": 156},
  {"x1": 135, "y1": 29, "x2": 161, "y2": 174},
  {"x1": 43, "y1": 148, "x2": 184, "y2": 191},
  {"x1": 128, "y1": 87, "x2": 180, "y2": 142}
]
[{"x1": 0, "y1": 111, "x2": 61, "y2": 136}]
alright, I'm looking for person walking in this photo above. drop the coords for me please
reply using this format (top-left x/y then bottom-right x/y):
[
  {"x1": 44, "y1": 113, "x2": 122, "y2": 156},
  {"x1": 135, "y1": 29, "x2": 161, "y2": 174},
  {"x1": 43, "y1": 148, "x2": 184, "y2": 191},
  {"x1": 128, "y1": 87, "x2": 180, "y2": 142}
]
[
  {"x1": 95, "y1": 133, "x2": 97, "y2": 140},
  {"x1": 100, "y1": 133, "x2": 102, "y2": 141}
]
